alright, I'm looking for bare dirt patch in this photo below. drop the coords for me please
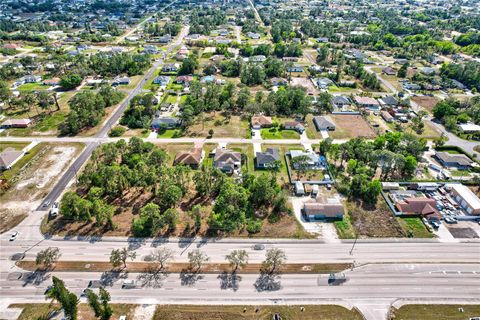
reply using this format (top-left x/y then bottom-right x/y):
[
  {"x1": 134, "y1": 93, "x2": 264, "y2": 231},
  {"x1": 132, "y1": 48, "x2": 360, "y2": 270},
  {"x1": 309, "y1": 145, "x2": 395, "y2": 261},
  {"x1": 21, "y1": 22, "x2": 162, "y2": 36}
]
[
  {"x1": 290, "y1": 77, "x2": 318, "y2": 95},
  {"x1": 0, "y1": 143, "x2": 83, "y2": 233},
  {"x1": 412, "y1": 96, "x2": 440, "y2": 114},
  {"x1": 330, "y1": 115, "x2": 377, "y2": 139}
]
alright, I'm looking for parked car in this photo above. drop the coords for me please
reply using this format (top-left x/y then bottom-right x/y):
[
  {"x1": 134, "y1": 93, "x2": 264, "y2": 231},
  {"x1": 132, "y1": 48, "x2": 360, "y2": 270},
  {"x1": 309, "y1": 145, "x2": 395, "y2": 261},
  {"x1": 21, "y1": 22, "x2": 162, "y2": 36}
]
[
  {"x1": 444, "y1": 217, "x2": 457, "y2": 224},
  {"x1": 253, "y1": 244, "x2": 265, "y2": 250},
  {"x1": 9, "y1": 231, "x2": 18, "y2": 241}
]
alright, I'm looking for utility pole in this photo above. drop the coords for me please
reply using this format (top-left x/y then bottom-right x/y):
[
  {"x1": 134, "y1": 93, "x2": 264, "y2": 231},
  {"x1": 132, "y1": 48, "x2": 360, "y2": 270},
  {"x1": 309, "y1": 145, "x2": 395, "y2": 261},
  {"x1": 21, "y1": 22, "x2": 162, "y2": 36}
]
[{"x1": 349, "y1": 235, "x2": 358, "y2": 256}]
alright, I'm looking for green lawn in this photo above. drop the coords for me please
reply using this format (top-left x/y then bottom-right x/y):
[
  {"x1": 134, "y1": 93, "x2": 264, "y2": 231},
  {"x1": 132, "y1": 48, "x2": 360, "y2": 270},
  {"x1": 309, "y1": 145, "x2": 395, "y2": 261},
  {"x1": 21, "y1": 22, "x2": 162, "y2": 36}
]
[
  {"x1": 261, "y1": 128, "x2": 300, "y2": 139},
  {"x1": 227, "y1": 143, "x2": 255, "y2": 173},
  {"x1": 164, "y1": 94, "x2": 178, "y2": 104},
  {"x1": 390, "y1": 304, "x2": 480, "y2": 320},
  {"x1": 17, "y1": 83, "x2": 49, "y2": 91},
  {"x1": 397, "y1": 217, "x2": 434, "y2": 238},
  {"x1": 0, "y1": 142, "x2": 28, "y2": 152},
  {"x1": 157, "y1": 129, "x2": 181, "y2": 138},
  {"x1": 334, "y1": 211, "x2": 356, "y2": 239}
]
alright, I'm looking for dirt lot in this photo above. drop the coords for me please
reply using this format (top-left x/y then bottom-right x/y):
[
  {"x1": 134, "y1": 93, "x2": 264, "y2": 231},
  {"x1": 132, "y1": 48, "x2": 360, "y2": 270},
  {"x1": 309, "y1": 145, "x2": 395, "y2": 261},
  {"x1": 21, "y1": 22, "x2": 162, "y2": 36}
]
[
  {"x1": 329, "y1": 115, "x2": 377, "y2": 139},
  {"x1": 346, "y1": 197, "x2": 406, "y2": 238},
  {"x1": 412, "y1": 96, "x2": 440, "y2": 114},
  {"x1": 290, "y1": 77, "x2": 318, "y2": 95},
  {"x1": 0, "y1": 143, "x2": 83, "y2": 233}
]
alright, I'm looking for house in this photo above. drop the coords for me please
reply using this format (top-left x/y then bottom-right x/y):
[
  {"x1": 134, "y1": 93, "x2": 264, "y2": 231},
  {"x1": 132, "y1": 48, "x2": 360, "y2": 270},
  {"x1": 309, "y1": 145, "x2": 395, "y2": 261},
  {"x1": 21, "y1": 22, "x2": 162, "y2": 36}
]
[
  {"x1": 158, "y1": 35, "x2": 172, "y2": 43},
  {"x1": 354, "y1": 96, "x2": 380, "y2": 111},
  {"x1": 287, "y1": 65, "x2": 304, "y2": 73},
  {"x1": 332, "y1": 96, "x2": 352, "y2": 109},
  {"x1": 379, "y1": 95, "x2": 399, "y2": 107},
  {"x1": 23, "y1": 75, "x2": 42, "y2": 83},
  {"x1": 162, "y1": 63, "x2": 179, "y2": 73},
  {"x1": 213, "y1": 148, "x2": 241, "y2": 174},
  {"x1": 283, "y1": 121, "x2": 305, "y2": 133},
  {"x1": 256, "y1": 148, "x2": 280, "y2": 169},
  {"x1": 0, "y1": 148, "x2": 24, "y2": 170},
  {"x1": 290, "y1": 150, "x2": 322, "y2": 170},
  {"x1": 1, "y1": 119, "x2": 32, "y2": 128},
  {"x1": 251, "y1": 115, "x2": 273, "y2": 129},
  {"x1": 420, "y1": 67, "x2": 436, "y2": 76},
  {"x1": 313, "y1": 116, "x2": 335, "y2": 131},
  {"x1": 271, "y1": 77, "x2": 287, "y2": 86},
  {"x1": 218, "y1": 29, "x2": 229, "y2": 36},
  {"x1": 302, "y1": 199, "x2": 344, "y2": 221},
  {"x1": 247, "y1": 32, "x2": 260, "y2": 39},
  {"x1": 316, "y1": 77, "x2": 334, "y2": 89},
  {"x1": 282, "y1": 57, "x2": 298, "y2": 62},
  {"x1": 201, "y1": 75, "x2": 215, "y2": 83},
  {"x1": 153, "y1": 76, "x2": 170, "y2": 86},
  {"x1": 175, "y1": 75, "x2": 194, "y2": 84},
  {"x1": 174, "y1": 146, "x2": 204, "y2": 169},
  {"x1": 382, "y1": 66, "x2": 396, "y2": 75},
  {"x1": 381, "y1": 111, "x2": 394, "y2": 123},
  {"x1": 403, "y1": 82, "x2": 421, "y2": 90},
  {"x1": 250, "y1": 55, "x2": 266, "y2": 62},
  {"x1": 295, "y1": 181, "x2": 305, "y2": 196},
  {"x1": 446, "y1": 183, "x2": 480, "y2": 215},
  {"x1": 42, "y1": 77, "x2": 60, "y2": 86},
  {"x1": 459, "y1": 123, "x2": 480, "y2": 133},
  {"x1": 434, "y1": 152, "x2": 475, "y2": 170},
  {"x1": 143, "y1": 45, "x2": 158, "y2": 54},
  {"x1": 112, "y1": 77, "x2": 130, "y2": 86},
  {"x1": 395, "y1": 197, "x2": 441, "y2": 220},
  {"x1": 151, "y1": 117, "x2": 180, "y2": 130},
  {"x1": 316, "y1": 37, "x2": 329, "y2": 43}
]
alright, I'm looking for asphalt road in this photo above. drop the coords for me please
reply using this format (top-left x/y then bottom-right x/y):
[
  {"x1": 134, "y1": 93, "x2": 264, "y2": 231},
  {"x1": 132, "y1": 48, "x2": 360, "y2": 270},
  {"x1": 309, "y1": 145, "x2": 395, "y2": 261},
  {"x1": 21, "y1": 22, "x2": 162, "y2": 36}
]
[{"x1": 1, "y1": 264, "x2": 479, "y2": 307}]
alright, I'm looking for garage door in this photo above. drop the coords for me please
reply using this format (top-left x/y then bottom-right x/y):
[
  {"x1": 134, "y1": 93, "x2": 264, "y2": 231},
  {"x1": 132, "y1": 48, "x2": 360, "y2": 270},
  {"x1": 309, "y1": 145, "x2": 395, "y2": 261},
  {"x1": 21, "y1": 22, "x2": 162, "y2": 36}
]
[
  {"x1": 461, "y1": 200, "x2": 467, "y2": 208},
  {"x1": 467, "y1": 207, "x2": 473, "y2": 214}
]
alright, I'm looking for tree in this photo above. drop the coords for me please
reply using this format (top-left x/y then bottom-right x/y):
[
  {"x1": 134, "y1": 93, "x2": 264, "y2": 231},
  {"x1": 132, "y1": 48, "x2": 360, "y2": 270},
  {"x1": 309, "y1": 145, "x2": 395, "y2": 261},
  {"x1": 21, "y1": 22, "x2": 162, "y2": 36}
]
[
  {"x1": 261, "y1": 248, "x2": 286, "y2": 275},
  {"x1": 86, "y1": 287, "x2": 112, "y2": 320},
  {"x1": 178, "y1": 57, "x2": 198, "y2": 75},
  {"x1": 210, "y1": 179, "x2": 249, "y2": 232},
  {"x1": 0, "y1": 80, "x2": 13, "y2": 109},
  {"x1": 226, "y1": 249, "x2": 249, "y2": 273},
  {"x1": 46, "y1": 277, "x2": 79, "y2": 320},
  {"x1": 188, "y1": 249, "x2": 209, "y2": 272},
  {"x1": 397, "y1": 63, "x2": 409, "y2": 78},
  {"x1": 208, "y1": 128, "x2": 214, "y2": 137},
  {"x1": 109, "y1": 248, "x2": 136, "y2": 270},
  {"x1": 60, "y1": 73, "x2": 83, "y2": 89},
  {"x1": 150, "y1": 247, "x2": 174, "y2": 271},
  {"x1": 36, "y1": 247, "x2": 61, "y2": 269}
]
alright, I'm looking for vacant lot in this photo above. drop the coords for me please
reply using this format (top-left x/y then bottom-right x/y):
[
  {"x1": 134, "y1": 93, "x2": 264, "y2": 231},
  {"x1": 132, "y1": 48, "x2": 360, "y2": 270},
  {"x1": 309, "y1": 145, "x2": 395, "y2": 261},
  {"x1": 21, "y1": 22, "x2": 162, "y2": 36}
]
[
  {"x1": 0, "y1": 143, "x2": 83, "y2": 233},
  {"x1": 396, "y1": 217, "x2": 434, "y2": 238},
  {"x1": 329, "y1": 115, "x2": 376, "y2": 139},
  {"x1": 389, "y1": 304, "x2": 480, "y2": 320},
  {"x1": 261, "y1": 128, "x2": 300, "y2": 140},
  {"x1": 11, "y1": 303, "x2": 136, "y2": 320},
  {"x1": 185, "y1": 112, "x2": 249, "y2": 138},
  {"x1": 155, "y1": 143, "x2": 195, "y2": 165},
  {"x1": 412, "y1": 96, "x2": 440, "y2": 114},
  {"x1": 346, "y1": 197, "x2": 406, "y2": 238},
  {"x1": 153, "y1": 305, "x2": 364, "y2": 320},
  {"x1": 290, "y1": 77, "x2": 317, "y2": 95}
]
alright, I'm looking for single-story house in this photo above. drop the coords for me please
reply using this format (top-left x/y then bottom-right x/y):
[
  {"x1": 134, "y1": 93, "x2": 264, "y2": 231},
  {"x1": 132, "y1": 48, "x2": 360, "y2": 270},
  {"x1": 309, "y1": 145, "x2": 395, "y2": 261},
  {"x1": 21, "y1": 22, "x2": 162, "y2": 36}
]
[
  {"x1": 23, "y1": 75, "x2": 42, "y2": 83},
  {"x1": 302, "y1": 199, "x2": 344, "y2": 221},
  {"x1": 213, "y1": 148, "x2": 241, "y2": 174},
  {"x1": 1, "y1": 119, "x2": 32, "y2": 128},
  {"x1": 287, "y1": 65, "x2": 304, "y2": 73},
  {"x1": 381, "y1": 111, "x2": 394, "y2": 123},
  {"x1": 316, "y1": 37, "x2": 329, "y2": 43},
  {"x1": 283, "y1": 121, "x2": 305, "y2": 133},
  {"x1": 158, "y1": 35, "x2": 172, "y2": 43},
  {"x1": 151, "y1": 117, "x2": 180, "y2": 130},
  {"x1": 251, "y1": 115, "x2": 273, "y2": 129},
  {"x1": 247, "y1": 32, "x2": 260, "y2": 39},
  {"x1": 459, "y1": 123, "x2": 480, "y2": 133},
  {"x1": 162, "y1": 63, "x2": 179, "y2": 72},
  {"x1": 316, "y1": 77, "x2": 334, "y2": 89},
  {"x1": 290, "y1": 150, "x2": 322, "y2": 170},
  {"x1": 403, "y1": 82, "x2": 421, "y2": 90},
  {"x1": 379, "y1": 95, "x2": 399, "y2": 107},
  {"x1": 42, "y1": 77, "x2": 60, "y2": 86},
  {"x1": 447, "y1": 183, "x2": 480, "y2": 215},
  {"x1": 332, "y1": 96, "x2": 352, "y2": 109},
  {"x1": 354, "y1": 96, "x2": 380, "y2": 111},
  {"x1": 175, "y1": 75, "x2": 194, "y2": 84},
  {"x1": 143, "y1": 45, "x2": 158, "y2": 54},
  {"x1": 174, "y1": 146, "x2": 204, "y2": 169},
  {"x1": 0, "y1": 148, "x2": 24, "y2": 170},
  {"x1": 313, "y1": 116, "x2": 335, "y2": 131},
  {"x1": 282, "y1": 57, "x2": 298, "y2": 62},
  {"x1": 434, "y1": 152, "x2": 475, "y2": 170},
  {"x1": 382, "y1": 66, "x2": 396, "y2": 75},
  {"x1": 112, "y1": 77, "x2": 130, "y2": 86},
  {"x1": 250, "y1": 55, "x2": 266, "y2": 62},
  {"x1": 395, "y1": 197, "x2": 441, "y2": 220},
  {"x1": 420, "y1": 67, "x2": 436, "y2": 76},
  {"x1": 201, "y1": 75, "x2": 215, "y2": 83},
  {"x1": 255, "y1": 148, "x2": 280, "y2": 169},
  {"x1": 153, "y1": 76, "x2": 170, "y2": 86}
]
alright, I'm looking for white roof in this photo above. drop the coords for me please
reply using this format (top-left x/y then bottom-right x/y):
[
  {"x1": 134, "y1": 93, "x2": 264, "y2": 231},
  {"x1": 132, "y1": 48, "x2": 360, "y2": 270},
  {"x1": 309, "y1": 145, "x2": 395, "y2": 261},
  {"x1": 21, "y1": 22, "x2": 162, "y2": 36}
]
[
  {"x1": 448, "y1": 184, "x2": 480, "y2": 210},
  {"x1": 459, "y1": 123, "x2": 480, "y2": 132}
]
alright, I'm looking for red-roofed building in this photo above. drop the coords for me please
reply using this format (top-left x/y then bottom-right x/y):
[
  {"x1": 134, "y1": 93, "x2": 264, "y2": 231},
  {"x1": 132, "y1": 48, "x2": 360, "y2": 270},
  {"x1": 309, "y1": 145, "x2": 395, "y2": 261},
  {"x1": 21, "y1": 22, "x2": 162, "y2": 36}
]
[{"x1": 395, "y1": 197, "x2": 441, "y2": 220}]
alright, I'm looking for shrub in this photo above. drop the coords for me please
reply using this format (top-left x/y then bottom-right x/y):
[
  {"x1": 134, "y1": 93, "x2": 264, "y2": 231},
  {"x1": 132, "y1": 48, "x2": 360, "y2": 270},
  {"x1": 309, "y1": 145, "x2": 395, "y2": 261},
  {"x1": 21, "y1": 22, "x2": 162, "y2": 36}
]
[
  {"x1": 109, "y1": 126, "x2": 126, "y2": 137},
  {"x1": 246, "y1": 219, "x2": 263, "y2": 234}
]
